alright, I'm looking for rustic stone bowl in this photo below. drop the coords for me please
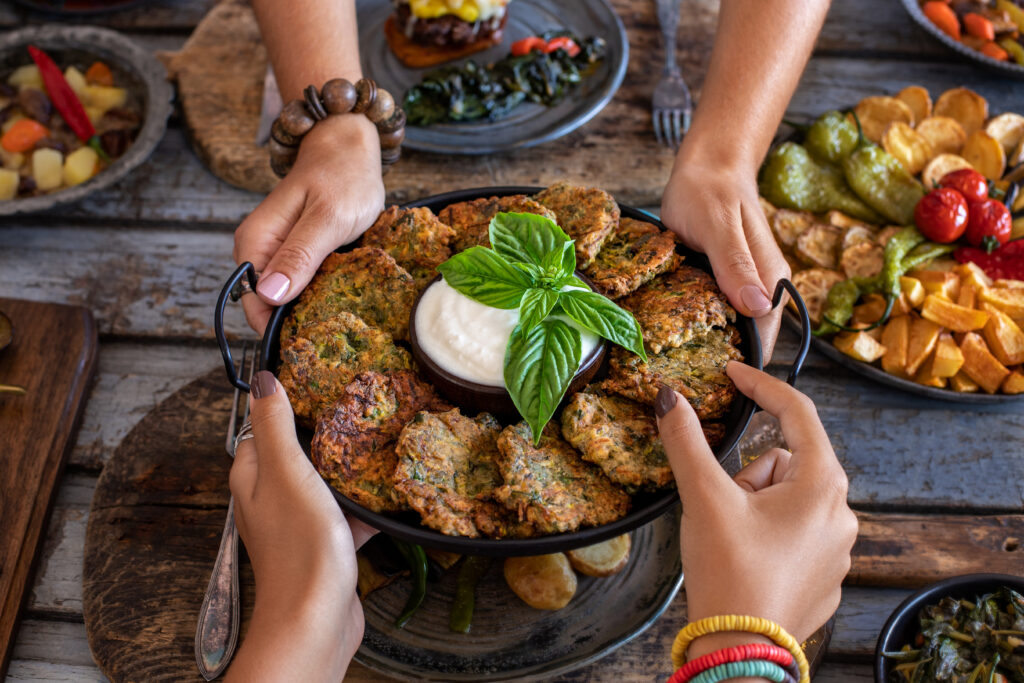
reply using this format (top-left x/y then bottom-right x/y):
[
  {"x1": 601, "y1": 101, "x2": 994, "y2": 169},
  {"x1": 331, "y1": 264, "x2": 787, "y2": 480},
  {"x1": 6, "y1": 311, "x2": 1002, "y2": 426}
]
[
  {"x1": 0, "y1": 25, "x2": 173, "y2": 216},
  {"x1": 408, "y1": 273, "x2": 609, "y2": 422}
]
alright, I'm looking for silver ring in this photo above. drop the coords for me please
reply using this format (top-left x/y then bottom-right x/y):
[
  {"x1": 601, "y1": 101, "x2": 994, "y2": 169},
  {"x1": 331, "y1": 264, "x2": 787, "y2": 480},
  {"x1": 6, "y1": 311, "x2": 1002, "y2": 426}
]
[
  {"x1": 238, "y1": 278, "x2": 255, "y2": 295},
  {"x1": 232, "y1": 420, "x2": 255, "y2": 454}
]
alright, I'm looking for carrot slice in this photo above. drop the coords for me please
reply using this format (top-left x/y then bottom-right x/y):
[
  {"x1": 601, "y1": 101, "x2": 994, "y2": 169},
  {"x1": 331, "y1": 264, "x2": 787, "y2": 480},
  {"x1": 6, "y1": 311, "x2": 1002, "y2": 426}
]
[
  {"x1": 0, "y1": 119, "x2": 49, "y2": 153},
  {"x1": 923, "y1": 1, "x2": 962, "y2": 41}
]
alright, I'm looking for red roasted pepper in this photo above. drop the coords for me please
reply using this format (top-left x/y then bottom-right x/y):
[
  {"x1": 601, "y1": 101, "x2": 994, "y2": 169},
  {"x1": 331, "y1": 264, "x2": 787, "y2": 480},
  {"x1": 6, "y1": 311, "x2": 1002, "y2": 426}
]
[
  {"x1": 27, "y1": 45, "x2": 108, "y2": 161},
  {"x1": 955, "y1": 239, "x2": 1024, "y2": 280}
]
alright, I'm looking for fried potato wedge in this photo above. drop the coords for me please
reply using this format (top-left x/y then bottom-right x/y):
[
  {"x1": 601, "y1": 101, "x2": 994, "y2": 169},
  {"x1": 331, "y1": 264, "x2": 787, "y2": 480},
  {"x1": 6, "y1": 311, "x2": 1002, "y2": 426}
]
[
  {"x1": 926, "y1": 332, "x2": 965, "y2": 378},
  {"x1": 916, "y1": 117, "x2": 968, "y2": 158},
  {"x1": 979, "y1": 287, "x2": 1024, "y2": 319},
  {"x1": 907, "y1": 316, "x2": 943, "y2": 376},
  {"x1": 980, "y1": 303, "x2": 1024, "y2": 365},
  {"x1": 791, "y1": 268, "x2": 846, "y2": 326},
  {"x1": 853, "y1": 96, "x2": 915, "y2": 143},
  {"x1": 795, "y1": 223, "x2": 842, "y2": 269},
  {"x1": 1003, "y1": 369, "x2": 1024, "y2": 394},
  {"x1": 881, "y1": 315, "x2": 911, "y2": 377},
  {"x1": 957, "y1": 282, "x2": 978, "y2": 310},
  {"x1": 896, "y1": 85, "x2": 933, "y2": 125},
  {"x1": 921, "y1": 294, "x2": 990, "y2": 331},
  {"x1": 913, "y1": 364, "x2": 947, "y2": 388},
  {"x1": 504, "y1": 554, "x2": 577, "y2": 610},
  {"x1": 840, "y1": 241, "x2": 885, "y2": 279},
  {"x1": 566, "y1": 535, "x2": 631, "y2": 577},
  {"x1": 921, "y1": 153, "x2": 975, "y2": 190},
  {"x1": 834, "y1": 330, "x2": 887, "y2": 363},
  {"x1": 852, "y1": 293, "x2": 889, "y2": 327},
  {"x1": 994, "y1": 278, "x2": 1024, "y2": 289},
  {"x1": 950, "y1": 370, "x2": 980, "y2": 392},
  {"x1": 900, "y1": 276, "x2": 927, "y2": 307},
  {"x1": 962, "y1": 130, "x2": 1007, "y2": 181},
  {"x1": 914, "y1": 270, "x2": 960, "y2": 300},
  {"x1": 955, "y1": 261, "x2": 994, "y2": 290},
  {"x1": 883, "y1": 121, "x2": 934, "y2": 175},
  {"x1": 934, "y1": 87, "x2": 989, "y2": 136},
  {"x1": 770, "y1": 208, "x2": 815, "y2": 250},
  {"x1": 985, "y1": 112, "x2": 1024, "y2": 153},
  {"x1": 959, "y1": 332, "x2": 1010, "y2": 394}
]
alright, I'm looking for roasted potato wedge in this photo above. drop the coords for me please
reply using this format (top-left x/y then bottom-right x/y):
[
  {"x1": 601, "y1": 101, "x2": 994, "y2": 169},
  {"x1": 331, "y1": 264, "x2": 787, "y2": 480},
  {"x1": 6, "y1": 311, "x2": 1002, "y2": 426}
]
[
  {"x1": 950, "y1": 371, "x2": 980, "y2": 392},
  {"x1": 913, "y1": 363, "x2": 947, "y2": 388},
  {"x1": 851, "y1": 293, "x2": 889, "y2": 327},
  {"x1": 933, "y1": 87, "x2": 989, "y2": 136},
  {"x1": 985, "y1": 112, "x2": 1024, "y2": 153},
  {"x1": 840, "y1": 241, "x2": 884, "y2": 279},
  {"x1": 883, "y1": 121, "x2": 934, "y2": 175},
  {"x1": 906, "y1": 316, "x2": 943, "y2": 376},
  {"x1": 916, "y1": 117, "x2": 968, "y2": 157},
  {"x1": 914, "y1": 270, "x2": 960, "y2": 300},
  {"x1": 504, "y1": 554, "x2": 577, "y2": 610},
  {"x1": 852, "y1": 96, "x2": 914, "y2": 143},
  {"x1": 900, "y1": 275, "x2": 927, "y2": 307},
  {"x1": 926, "y1": 332, "x2": 965, "y2": 378},
  {"x1": 896, "y1": 85, "x2": 932, "y2": 125},
  {"x1": 955, "y1": 261, "x2": 994, "y2": 290},
  {"x1": 993, "y1": 278, "x2": 1024, "y2": 289},
  {"x1": 827, "y1": 210, "x2": 871, "y2": 230},
  {"x1": 566, "y1": 534, "x2": 631, "y2": 577},
  {"x1": 795, "y1": 223, "x2": 842, "y2": 269},
  {"x1": 770, "y1": 208, "x2": 814, "y2": 250},
  {"x1": 921, "y1": 154, "x2": 975, "y2": 190},
  {"x1": 921, "y1": 295, "x2": 990, "y2": 331},
  {"x1": 841, "y1": 225, "x2": 876, "y2": 250},
  {"x1": 790, "y1": 268, "x2": 845, "y2": 326},
  {"x1": 881, "y1": 315, "x2": 911, "y2": 377},
  {"x1": 957, "y1": 282, "x2": 978, "y2": 310},
  {"x1": 980, "y1": 303, "x2": 1024, "y2": 365},
  {"x1": 834, "y1": 330, "x2": 887, "y2": 363},
  {"x1": 962, "y1": 130, "x2": 1007, "y2": 181},
  {"x1": 1003, "y1": 369, "x2": 1024, "y2": 394},
  {"x1": 979, "y1": 287, "x2": 1024, "y2": 319},
  {"x1": 959, "y1": 332, "x2": 1010, "y2": 394}
]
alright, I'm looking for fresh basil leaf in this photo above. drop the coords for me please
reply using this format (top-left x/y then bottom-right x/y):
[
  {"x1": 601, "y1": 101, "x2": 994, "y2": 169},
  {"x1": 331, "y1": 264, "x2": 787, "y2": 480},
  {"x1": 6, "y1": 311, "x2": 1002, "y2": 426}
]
[
  {"x1": 512, "y1": 261, "x2": 544, "y2": 281},
  {"x1": 437, "y1": 246, "x2": 533, "y2": 309},
  {"x1": 541, "y1": 241, "x2": 576, "y2": 280},
  {"x1": 556, "y1": 274, "x2": 591, "y2": 291},
  {"x1": 558, "y1": 289, "x2": 647, "y2": 361},
  {"x1": 504, "y1": 320, "x2": 581, "y2": 445},
  {"x1": 518, "y1": 288, "x2": 560, "y2": 334},
  {"x1": 490, "y1": 212, "x2": 572, "y2": 267}
]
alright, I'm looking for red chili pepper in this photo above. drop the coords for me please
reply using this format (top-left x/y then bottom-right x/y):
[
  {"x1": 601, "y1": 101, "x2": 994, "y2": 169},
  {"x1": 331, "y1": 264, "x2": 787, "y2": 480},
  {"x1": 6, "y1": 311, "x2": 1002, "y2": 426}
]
[
  {"x1": 27, "y1": 45, "x2": 108, "y2": 161},
  {"x1": 955, "y1": 239, "x2": 1024, "y2": 280},
  {"x1": 511, "y1": 37, "x2": 547, "y2": 57},
  {"x1": 544, "y1": 36, "x2": 580, "y2": 57}
]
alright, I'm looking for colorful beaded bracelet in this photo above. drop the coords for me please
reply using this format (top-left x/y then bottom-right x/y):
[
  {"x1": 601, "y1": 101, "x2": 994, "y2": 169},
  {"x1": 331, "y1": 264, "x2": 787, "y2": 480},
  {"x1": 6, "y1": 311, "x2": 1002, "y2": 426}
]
[
  {"x1": 269, "y1": 77, "x2": 406, "y2": 178},
  {"x1": 670, "y1": 616, "x2": 810, "y2": 683},
  {"x1": 668, "y1": 643, "x2": 795, "y2": 683},
  {"x1": 687, "y1": 660, "x2": 790, "y2": 683}
]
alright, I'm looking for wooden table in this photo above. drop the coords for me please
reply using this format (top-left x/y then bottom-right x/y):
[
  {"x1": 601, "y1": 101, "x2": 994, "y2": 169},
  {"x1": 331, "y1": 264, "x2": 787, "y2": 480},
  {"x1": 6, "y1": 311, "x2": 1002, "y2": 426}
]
[{"x1": 3, "y1": 1, "x2": 1022, "y2": 680}]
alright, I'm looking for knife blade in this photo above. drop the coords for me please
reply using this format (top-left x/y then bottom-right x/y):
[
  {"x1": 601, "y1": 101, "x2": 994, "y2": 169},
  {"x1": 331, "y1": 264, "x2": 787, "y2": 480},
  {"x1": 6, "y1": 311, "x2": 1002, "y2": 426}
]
[{"x1": 255, "y1": 64, "x2": 282, "y2": 146}]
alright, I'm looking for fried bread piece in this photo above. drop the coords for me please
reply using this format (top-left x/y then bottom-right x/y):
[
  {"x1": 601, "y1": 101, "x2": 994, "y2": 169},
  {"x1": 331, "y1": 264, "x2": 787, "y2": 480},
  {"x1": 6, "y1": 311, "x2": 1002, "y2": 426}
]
[
  {"x1": 602, "y1": 327, "x2": 743, "y2": 420},
  {"x1": 394, "y1": 409, "x2": 534, "y2": 538},
  {"x1": 583, "y1": 217, "x2": 681, "y2": 299},
  {"x1": 619, "y1": 265, "x2": 735, "y2": 354},
  {"x1": 312, "y1": 370, "x2": 450, "y2": 513},
  {"x1": 361, "y1": 205, "x2": 457, "y2": 285},
  {"x1": 494, "y1": 422, "x2": 630, "y2": 534},
  {"x1": 439, "y1": 195, "x2": 557, "y2": 253},
  {"x1": 533, "y1": 181, "x2": 619, "y2": 268},
  {"x1": 283, "y1": 247, "x2": 418, "y2": 341},
  {"x1": 278, "y1": 313, "x2": 413, "y2": 426}
]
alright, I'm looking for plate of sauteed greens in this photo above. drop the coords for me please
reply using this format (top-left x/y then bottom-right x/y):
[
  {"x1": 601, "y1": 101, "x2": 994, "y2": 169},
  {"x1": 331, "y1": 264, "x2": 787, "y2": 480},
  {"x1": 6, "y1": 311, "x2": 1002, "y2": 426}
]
[{"x1": 761, "y1": 84, "x2": 1024, "y2": 402}]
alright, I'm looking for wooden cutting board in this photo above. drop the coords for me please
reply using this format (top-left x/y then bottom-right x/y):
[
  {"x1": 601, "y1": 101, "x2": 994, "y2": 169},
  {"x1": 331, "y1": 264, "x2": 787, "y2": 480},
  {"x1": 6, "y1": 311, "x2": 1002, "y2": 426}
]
[{"x1": 0, "y1": 298, "x2": 97, "y2": 680}]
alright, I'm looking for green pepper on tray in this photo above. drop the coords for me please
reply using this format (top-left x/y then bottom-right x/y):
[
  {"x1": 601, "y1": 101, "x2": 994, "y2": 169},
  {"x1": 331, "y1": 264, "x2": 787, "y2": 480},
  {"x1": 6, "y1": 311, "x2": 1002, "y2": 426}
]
[
  {"x1": 391, "y1": 539, "x2": 428, "y2": 628},
  {"x1": 449, "y1": 556, "x2": 492, "y2": 634},
  {"x1": 842, "y1": 142, "x2": 925, "y2": 226},
  {"x1": 805, "y1": 110, "x2": 860, "y2": 165}
]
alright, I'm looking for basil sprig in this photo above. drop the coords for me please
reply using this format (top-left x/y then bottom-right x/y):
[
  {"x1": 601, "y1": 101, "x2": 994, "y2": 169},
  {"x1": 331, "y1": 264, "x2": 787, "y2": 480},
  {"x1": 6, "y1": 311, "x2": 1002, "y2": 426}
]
[{"x1": 436, "y1": 212, "x2": 647, "y2": 443}]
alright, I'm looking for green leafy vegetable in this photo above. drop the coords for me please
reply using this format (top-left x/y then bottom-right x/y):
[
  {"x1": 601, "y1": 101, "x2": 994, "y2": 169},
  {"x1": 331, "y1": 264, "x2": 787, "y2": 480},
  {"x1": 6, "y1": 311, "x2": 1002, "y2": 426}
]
[
  {"x1": 504, "y1": 320, "x2": 581, "y2": 444},
  {"x1": 518, "y1": 288, "x2": 560, "y2": 334},
  {"x1": 490, "y1": 212, "x2": 573, "y2": 270},
  {"x1": 436, "y1": 246, "x2": 533, "y2": 309},
  {"x1": 557, "y1": 289, "x2": 647, "y2": 361}
]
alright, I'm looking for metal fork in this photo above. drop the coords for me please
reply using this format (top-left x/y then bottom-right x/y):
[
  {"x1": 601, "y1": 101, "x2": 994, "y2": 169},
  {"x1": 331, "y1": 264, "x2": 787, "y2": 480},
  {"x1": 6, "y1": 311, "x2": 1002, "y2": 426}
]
[
  {"x1": 195, "y1": 341, "x2": 255, "y2": 680},
  {"x1": 652, "y1": 0, "x2": 693, "y2": 149}
]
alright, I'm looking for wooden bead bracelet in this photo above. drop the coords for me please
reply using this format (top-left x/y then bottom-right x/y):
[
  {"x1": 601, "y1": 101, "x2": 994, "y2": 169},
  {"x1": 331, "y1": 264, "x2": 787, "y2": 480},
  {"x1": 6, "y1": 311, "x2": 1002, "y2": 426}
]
[{"x1": 268, "y1": 77, "x2": 406, "y2": 178}]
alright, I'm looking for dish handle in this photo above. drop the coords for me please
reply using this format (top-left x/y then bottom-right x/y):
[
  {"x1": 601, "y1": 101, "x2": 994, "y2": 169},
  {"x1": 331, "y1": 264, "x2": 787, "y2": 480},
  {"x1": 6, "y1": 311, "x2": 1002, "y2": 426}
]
[
  {"x1": 214, "y1": 262, "x2": 258, "y2": 393},
  {"x1": 772, "y1": 278, "x2": 810, "y2": 387}
]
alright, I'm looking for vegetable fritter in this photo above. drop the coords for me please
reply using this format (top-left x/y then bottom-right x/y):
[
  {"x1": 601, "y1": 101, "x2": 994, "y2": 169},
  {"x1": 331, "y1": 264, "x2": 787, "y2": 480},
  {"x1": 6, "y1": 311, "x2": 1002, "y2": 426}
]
[
  {"x1": 494, "y1": 422, "x2": 630, "y2": 534},
  {"x1": 583, "y1": 217, "x2": 681, "y2": 299},
  {"x1": 283, "y1": 247, "x2": 418, "y2": 341},
  {"x1": 394, "y1": 409, "x2": 534, "y2": 539},
  {"x1": 361, "y1": 205, "x2": 457, "y2": 285},
  {"x1": 533, "y1": 181, "x2": 620, "y2": 268},
  {"x1": 438, "y1": 195, "x2": 557, "y2": 253},
  {"x1": 278, "y1": 313, "x2": 413, "y2": 426},
  {"x1": 602, "y1": 327, "x2": 743, "y2": 420},
  {"x1": 560, "y1": 392, "x2": 672, "y2": 491},
  {"x1": 312, "y1": 370, "x2": 450, "y2": 513},
  {"x1": 619, "y1": 265, "x2": 735, "y2": 353}
]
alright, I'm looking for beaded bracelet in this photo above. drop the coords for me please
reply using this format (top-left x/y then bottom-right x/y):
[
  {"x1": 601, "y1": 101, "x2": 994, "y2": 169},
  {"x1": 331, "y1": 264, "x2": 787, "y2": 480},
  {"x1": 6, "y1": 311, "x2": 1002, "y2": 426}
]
[
  {"x1": 688, "y1": 660, "x2": 789, "y2": 683},
  {"x1": 670, "y1": 616, "x2": 810, "y2": 683},
  {"x1": 668, "y1": 643, "x2": 795, "y2": 683},
  {"x1": 269, "y1": 77, "x2": 406, "y2": 178}
]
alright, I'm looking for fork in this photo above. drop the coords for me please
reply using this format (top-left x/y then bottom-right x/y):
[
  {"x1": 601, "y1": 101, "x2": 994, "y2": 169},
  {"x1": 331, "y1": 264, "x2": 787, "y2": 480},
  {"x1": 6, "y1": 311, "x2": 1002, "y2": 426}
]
[
  {"x1": 652, "y1": 0, "x2": 693, "y2": 149},
  {"x1": 195, "y1": 341, "x2": 255, "y2": 680}
]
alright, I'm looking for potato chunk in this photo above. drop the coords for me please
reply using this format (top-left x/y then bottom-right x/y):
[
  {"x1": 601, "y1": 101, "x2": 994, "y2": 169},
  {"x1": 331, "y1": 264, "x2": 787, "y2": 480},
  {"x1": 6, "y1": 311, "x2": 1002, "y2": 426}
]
[
  {"x1": 980, "y1": 304, "x2": 1024, "y2": 366},
  {"x1": 63, "y1": 146, "x2": 99, "y2": 187},
  {"x1": 31, "y1": 148, "x2": 63, "y2": 191},
  {"x1": 1003, "y1": 369, "x2": 1024, "y2": 394},
  {"x1": 959, "y1": 332, "x2": 1010, "y2": 394},
  {"x1": 950, "y1": 371, "x2": 980, "y2": 393},
  {"x1": 795, "y1": 223, "x2": 842, "y2": 269},
  {"x1": 567, "y1": 535, "x2": 631, "y2": 577},
  {"x1": 0, "y1": 168, "x2": 18, "y2": 200},
  {"x1": 961, "y1": 130, "x2": 1006, "y2": 181},
  {"x1": 504, "y1": 554, "x2": 577, "y2": 610},
  {"x1": 834, "y1": 330, "x2": 887, "y2": 363},
  {"x1": 921, "y1": 295, "x2": 990, "y2": 332},
  {"x1": 933, "y1": 87, "x2": 989, "y2": 136},
  {"x1": 881, "y1": 315, "x2": 911, "y2": 377},
  {"x1": 926, "y1": 332, "x2": 965, "y2": 378},
  {"x1": 979, "y1": 287, "x2": 1024, "y2": 320},
  {"x1": 907, "y1": 316, "x2": 943, "y2": 376},
  {"x1": 900, "y1": 276, "x2": 926, "y2": 308}
]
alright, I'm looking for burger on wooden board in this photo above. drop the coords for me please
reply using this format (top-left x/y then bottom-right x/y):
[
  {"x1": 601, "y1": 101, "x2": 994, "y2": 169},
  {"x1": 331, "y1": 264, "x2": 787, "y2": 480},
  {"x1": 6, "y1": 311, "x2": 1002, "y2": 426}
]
[{"x1": 385, "y1": 0, "x2": 511, "y2": 68}]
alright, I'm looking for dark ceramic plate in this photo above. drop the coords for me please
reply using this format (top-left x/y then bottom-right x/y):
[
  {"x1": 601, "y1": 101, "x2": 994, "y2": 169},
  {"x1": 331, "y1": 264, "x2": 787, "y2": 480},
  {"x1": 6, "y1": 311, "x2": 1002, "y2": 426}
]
[
  {"x1": 875, "y1": 573, "x2": 1024, "y2": 682},
  {"x1": 0, "y1": 25, "x2": 172, "y2": 216},
  {"x1": 355, "y1": 0, "x2": 629, "y2": 154},
  {"x1": 899, "y1": 0, "x2": 1024, "y2": 79},
  {"x1": 10, "y1": 0, "x2": 150, "y2": 15}
]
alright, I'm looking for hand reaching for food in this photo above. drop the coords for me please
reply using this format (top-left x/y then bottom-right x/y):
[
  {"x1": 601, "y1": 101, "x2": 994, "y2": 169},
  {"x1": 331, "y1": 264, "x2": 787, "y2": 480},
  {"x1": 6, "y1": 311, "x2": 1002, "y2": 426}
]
[
  {"x1": 226, "y1": 370, "x2": 376, "y2": 683},
  {"x1": 655, "y1": 361, "x2": 857, "y2": 663}
]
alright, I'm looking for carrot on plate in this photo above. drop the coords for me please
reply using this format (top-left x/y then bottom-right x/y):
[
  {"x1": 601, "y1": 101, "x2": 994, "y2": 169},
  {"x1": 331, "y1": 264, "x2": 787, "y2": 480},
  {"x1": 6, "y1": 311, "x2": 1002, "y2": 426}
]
[
  {"x1": 0, "y1": 119, "x2": 49, "y2": 153},
  {"x1": 85, "y1": 61, "x2": 113, "y2": 87},
  {"x1": 963, "y1": 13, "x2": 995, "y2": 41},
  {"x1": 979, "y1": 41, "x2": 1010, "y2": 61},
  {"x1": 923, "y1": 1, "x2": 962, "y2": 41}
]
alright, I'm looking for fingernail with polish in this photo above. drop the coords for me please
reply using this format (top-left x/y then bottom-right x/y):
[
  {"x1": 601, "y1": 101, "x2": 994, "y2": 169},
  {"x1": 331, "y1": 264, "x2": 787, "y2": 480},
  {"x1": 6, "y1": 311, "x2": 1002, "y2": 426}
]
[
  {"x1": 740, "y1": 285, "x2": 772, "y2": 316},
  {"x1": 654, "y1": 385, "x2": 677, "y2": 418},
  {"x1": 256, "y1": 272, "x2": 290, "y2": 304},
  {"x1": 251, "y1": 370, "x2": 277, "y2": 399}
]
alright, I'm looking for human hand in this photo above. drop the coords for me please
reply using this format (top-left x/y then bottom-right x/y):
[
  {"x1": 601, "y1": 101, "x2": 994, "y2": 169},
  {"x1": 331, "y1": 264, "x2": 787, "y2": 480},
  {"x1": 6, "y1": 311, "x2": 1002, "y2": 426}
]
[
  {"x1": 226, "y1": 370, "x2": 376, "y2": 683},
  {"x1": 661, "y1": 153, "x2": 790, "y2": 361},
  {"x1": 233, "y1": 115, "x2": 386, "y2": 333},
  {"x1": 655, "y1": 361, "x2": 857, "y2": 660}
]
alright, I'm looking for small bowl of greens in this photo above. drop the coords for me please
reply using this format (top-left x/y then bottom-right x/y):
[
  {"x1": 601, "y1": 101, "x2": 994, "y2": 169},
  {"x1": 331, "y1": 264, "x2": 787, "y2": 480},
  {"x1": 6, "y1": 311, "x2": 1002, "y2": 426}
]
[{"x1": 875, "y1": 573, "x2": 1024, "y2": 682}]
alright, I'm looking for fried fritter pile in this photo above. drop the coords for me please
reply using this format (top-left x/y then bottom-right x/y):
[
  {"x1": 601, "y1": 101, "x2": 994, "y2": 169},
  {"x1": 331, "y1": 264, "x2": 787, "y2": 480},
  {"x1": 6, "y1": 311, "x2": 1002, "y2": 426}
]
[
  {"x1": 533, "y1": 181, "x2": 620, "y2": 268},
  {"x1": 439, "y1": 194, "x2": 556, "y2": 253},
  {"x1": 584, "y1": 217, "x2": 680, "y2": 299},
  {"x1": 361, "y1": 205, "x2": 456, "y2": 287}
]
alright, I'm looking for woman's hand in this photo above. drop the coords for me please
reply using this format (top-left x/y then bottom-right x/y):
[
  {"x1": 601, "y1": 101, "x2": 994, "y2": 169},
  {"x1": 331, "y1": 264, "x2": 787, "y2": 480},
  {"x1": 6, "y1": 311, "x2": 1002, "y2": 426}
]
[
  {"x1": 226, "y1": 371, "x2": 376, "y2": 682},
  {"x1": 655, "y1": 361, "x2": 857, "y2": 661},
  {"x1": 661, "y1": 155, "x2": 790, "y2": 361},
  {"x1": 233, "y1": 115, "x2": 386, "y2": 333}
]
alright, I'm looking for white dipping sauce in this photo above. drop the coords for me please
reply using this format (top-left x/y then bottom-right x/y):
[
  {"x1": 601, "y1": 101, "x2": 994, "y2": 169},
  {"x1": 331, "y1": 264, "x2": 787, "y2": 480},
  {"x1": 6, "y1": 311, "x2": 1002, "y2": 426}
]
[{"x1": 415, "y1": 279, "x2": 600, "y2": 387}]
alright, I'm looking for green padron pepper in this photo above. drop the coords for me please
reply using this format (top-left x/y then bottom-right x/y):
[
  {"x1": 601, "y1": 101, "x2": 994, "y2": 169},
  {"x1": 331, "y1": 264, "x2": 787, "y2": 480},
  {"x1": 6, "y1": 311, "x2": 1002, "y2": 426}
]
[
  {"x1": 759, "y1": 142, "x2": 883, "y2": 223},
  {"x1": 814, "y1": 278, "x2": 862, "y2": 336},
  {"x1": 805, "y1": 110, "x2": 860, "y2": 165},
  {"x1": 842, "y1": 143, "x2": 925, "y2": 225}
]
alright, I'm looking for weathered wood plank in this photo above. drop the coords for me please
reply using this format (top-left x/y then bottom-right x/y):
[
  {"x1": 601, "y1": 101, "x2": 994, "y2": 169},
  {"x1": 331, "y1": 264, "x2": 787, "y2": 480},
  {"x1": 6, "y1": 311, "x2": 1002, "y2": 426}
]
[
  {"x1": 819, "y1": 0, "x2": 939, "y2": 56},
  {"x1": 4, "y1": 660, "x2": 107, "y2": 683},
  {"x1": 9, "y1": 621, "x2": 94, "y2": 668}
]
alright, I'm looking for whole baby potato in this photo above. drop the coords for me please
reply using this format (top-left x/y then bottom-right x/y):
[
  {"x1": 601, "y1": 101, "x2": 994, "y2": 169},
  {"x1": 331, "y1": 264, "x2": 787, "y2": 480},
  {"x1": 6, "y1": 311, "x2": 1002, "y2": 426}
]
[{"x1": 504, "y1": 554, "x2": 577, "y2": 610}]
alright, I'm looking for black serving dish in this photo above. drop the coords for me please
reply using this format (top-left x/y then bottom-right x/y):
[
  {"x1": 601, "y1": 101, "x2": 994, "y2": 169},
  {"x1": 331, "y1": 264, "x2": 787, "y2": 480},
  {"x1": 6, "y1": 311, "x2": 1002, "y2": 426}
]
[
  {"x1": 216, "y1": 186, "x2": 812, "y2": 557},
  {"x1": 874, "y1": 573, "x2": 1024, "y2": 682}
]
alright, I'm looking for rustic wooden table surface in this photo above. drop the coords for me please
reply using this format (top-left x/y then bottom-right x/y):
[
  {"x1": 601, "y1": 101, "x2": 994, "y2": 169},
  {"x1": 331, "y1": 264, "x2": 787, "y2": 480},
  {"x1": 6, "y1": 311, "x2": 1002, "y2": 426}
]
[{"x1": 3, "y1": 0, "x2": 1023, "y2": 680}]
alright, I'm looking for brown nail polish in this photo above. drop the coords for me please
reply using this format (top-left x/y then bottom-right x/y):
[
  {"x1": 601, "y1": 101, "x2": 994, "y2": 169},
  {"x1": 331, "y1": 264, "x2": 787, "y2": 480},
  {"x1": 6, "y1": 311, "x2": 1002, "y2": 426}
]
[
  {"x1": 654, "y1": 385, "x2": 677, "y2": 418},
  {"x1": 251, "y1": 370, "x2": 277, "y2": 399}
]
